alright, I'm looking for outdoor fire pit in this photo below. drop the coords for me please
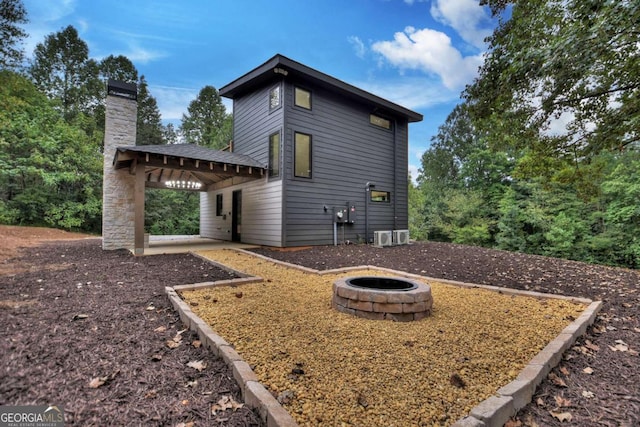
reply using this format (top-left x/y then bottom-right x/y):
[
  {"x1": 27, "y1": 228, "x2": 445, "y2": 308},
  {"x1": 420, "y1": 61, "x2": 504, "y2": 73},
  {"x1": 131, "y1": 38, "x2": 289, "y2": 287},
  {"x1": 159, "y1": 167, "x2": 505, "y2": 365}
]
[{"x1": 332, "y1": 276, "x2": 432, "y2": 321}]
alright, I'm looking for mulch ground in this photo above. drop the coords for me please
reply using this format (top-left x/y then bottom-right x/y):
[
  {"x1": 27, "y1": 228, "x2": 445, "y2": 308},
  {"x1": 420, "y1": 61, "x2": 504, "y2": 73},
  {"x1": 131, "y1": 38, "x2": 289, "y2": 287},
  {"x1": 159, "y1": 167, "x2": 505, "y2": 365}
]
[
  {"x1": 1, "y1": 226, "x2": 638, "y2": 426},
  {"x1": 250, "y1": 243, "x2": 640, "y2": 426},
  {"x1": 0, "y1": 235, "x2": 262, "y2": 426}
]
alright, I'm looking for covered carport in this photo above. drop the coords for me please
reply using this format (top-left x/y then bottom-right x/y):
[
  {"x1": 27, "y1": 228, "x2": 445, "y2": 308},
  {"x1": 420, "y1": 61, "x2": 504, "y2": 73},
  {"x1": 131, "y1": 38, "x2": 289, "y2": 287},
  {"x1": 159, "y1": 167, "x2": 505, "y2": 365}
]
[{"x1": 110, "y1": 144, "x2": 266, "y2": 255}]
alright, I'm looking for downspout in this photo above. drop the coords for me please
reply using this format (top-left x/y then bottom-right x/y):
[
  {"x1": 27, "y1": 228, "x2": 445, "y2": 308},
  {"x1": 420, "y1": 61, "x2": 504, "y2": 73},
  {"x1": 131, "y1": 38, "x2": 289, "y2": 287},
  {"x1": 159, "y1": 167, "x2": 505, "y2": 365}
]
[{"x1": 393, "y1": 118, "x2": 397, "y2": 230}]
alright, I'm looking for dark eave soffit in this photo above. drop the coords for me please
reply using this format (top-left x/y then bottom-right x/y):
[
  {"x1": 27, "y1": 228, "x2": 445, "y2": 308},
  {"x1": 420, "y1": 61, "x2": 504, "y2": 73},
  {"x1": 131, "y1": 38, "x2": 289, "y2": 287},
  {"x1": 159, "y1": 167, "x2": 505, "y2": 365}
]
[{"x1": 219, "y1": 54, "x2": 424, "y2": 123}]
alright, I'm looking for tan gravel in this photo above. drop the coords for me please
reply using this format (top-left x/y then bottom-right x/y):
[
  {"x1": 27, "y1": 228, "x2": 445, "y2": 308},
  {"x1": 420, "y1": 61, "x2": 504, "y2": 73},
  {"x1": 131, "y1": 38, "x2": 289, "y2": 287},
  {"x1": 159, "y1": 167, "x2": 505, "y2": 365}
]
[{"x1": 183, "y1": 250, "x2": 586, "y2": 426}]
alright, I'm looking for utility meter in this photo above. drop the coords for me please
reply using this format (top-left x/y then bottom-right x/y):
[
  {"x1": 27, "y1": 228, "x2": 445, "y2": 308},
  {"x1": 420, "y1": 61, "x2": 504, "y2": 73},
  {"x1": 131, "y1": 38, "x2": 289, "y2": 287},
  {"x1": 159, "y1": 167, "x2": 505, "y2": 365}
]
[
  {"x1": 333, "y1": 206, "x2": 347, "y2": 223},
  {"x1": 347, "y1": 204, "x2": 357, "y2": 224}
]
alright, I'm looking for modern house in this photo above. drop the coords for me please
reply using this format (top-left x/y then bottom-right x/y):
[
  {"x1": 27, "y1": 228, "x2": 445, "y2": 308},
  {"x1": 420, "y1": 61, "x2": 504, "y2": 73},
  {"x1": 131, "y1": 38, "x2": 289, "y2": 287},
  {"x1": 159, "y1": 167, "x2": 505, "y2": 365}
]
[{"x1": 102, "y1": 54, "x2": 422, "y2": 253}]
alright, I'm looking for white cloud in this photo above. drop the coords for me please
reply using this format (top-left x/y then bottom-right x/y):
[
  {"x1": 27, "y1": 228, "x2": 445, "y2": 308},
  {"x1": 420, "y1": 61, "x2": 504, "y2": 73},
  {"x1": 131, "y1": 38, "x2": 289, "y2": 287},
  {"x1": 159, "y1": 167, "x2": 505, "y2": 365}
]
[
  {"x1": 149, "y1": 85, "x2": 198, "y2": 122},
  {"x1": 372, "y1": 26, "x2": 483, "y2": 91},
  {"x1": 347, "y1": 36, "x2": 366, "y2": 59},
  {"x1": 430, "y1": 0, "x2": 493, "y2": 49},
  {"x1": 120, "y1": 44, "x2": 167, "y2": 64},
  {"x1": 356, "y1": 76, "x2": 461, "y2": 110},
  {"x1": 408, "y1": 163, "x2": 421, "y2": 184}
]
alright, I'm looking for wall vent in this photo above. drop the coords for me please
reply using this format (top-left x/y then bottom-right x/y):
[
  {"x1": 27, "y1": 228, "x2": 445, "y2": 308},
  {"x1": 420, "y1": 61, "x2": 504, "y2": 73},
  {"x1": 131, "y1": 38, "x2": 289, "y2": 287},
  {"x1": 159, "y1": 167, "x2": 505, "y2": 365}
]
[
  {"x1": 374, "y1": 231, "x2": 393, "y2": 247},
  {"x1": 393, "y1": 229, "x2": 410, "y2": 245}
]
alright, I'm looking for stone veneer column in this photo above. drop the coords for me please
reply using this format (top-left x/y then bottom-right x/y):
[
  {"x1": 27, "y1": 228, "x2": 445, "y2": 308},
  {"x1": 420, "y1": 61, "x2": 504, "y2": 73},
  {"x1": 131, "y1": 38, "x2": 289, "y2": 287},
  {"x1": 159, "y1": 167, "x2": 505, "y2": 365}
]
[{"x1": 102, "y1": 83, "x2": 138, "y2": 250}]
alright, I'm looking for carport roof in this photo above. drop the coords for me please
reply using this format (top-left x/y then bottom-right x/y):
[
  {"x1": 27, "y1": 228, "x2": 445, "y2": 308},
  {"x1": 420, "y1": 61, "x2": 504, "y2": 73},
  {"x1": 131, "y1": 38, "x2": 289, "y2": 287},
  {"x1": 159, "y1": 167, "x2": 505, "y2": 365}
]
[
  {"x1": 113, "y1": 144, "x2": 266, "y2": 191},
  {"x1": 115, "y1": 144, "x2": 265, "y2": 168}
]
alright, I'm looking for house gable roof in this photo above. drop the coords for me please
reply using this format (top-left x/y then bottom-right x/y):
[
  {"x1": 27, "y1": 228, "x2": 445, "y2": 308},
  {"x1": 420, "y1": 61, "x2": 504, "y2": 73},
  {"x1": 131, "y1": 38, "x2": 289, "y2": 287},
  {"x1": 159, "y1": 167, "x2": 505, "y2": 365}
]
[{"x1": 219, "y1": 54, "x2": 424, "y2": 123}]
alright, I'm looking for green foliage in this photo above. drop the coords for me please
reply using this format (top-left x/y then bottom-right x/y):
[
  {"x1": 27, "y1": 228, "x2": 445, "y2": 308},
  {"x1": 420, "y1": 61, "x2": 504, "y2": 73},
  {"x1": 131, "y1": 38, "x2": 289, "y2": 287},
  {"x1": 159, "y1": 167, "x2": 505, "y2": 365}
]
[
  {"x1": 136, "y1": 75, "x2": 165, "y2": 145},
  {"x1": 467, "y1": 0, "x2": 640, "y2": 155},
  {"x1": 0, "y1": 0, "x2": 28, "y2": 70},
  {"x1": 410, "y1": 0, "x2": 640, "y2": 269},
  {"x1": 0, "y1": 70, "x2": 103, "y2": 232},
  {"x1": 145, "y1": 189, "x2": 200, "y2": 235},
  {"x1": 28, "y1": 25, "x2": 102, "y2": 122},
  {"x1": 180, "y1": 85, "x2": 231, "y2": 149}
]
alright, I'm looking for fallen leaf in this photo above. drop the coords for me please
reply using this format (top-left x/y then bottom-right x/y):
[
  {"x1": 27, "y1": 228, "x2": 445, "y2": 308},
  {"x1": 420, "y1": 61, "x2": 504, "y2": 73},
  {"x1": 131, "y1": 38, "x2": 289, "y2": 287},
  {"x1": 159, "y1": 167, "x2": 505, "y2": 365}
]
[
  {"x1": 89, "y1": 376, "x2": 108, "y2": 388},
  {"x1": 609, "y1": 344, "x2": 629, "y2": 352},
  {"x1": 536, "y1": 397, "x2": 545, "y2": 407},
  {"x1": 554, "y1": 395, "x2": 572, "y2": 407},
  {"x1": 181, "y1": 399, "x2": 189, "y2": 405},
  {"x1": 523, "y1": 414, "x2": 539, "y2": 427},
  {"x1": 145, "y1": 305, "x2": 155, "y2": 311},
  {"x1": 504, "y1": 418, "x2": 522, "y2": 427},
  {"x1": 150, "y1": 354, "x2": 162, "y2": 361},
  {"x1": 549, "y1": 373, "x2": 568, "y2": 387},
  {"x1": 187, "y1": 360, "x2": 206, "y2": 371},
  {"x1": 235, "y1": 292, "x2": 243, "y2": 298},
  {"x1": 175, "y1": 423, "x2": 194, "y2": 427},
  {"x1": 549, "y1": 411, "x2": 573, "y2": 422},
  {"x1": 277, "y1": 390, "x2": 295, "y2": 404},
  {"x1": 584, "y1": 340, "x2": 599, "y2": 352},
  {"x1": 633, "y1": 327, "x2": 640, "y2": 333},
  {"x1": 357, "y1": 393, "x2": 369, "y2": 408},
  {"x1": 192, "y1": 340, "x2": 202, "y2": 348},
  {"x1": 186, "y1": 380, "x2": 198, "y2": 388},
  {"x1": 582, "y1": 367, "x2": 594, "y2": 374},
  {"x1": 72, "y1": 314, "x2": 89, "y2": 321},
  {"x1": 211, "y1": 395, "x2": 243, "y2": 414},
  {"x1": 450, "y1": 373, "x2": 466, "y2": 388},
  {"x1": 559, "y1": 366, "x2": 570, "y2": 376},
  {"x1": 166, "y1": 340, "x2": 180, "y2": 349},
  {"x1": 582, "y1": 390, "x2": 595, "y2": 399},
  {"x1": 154, "y1": 326, "x2": 167, "y2": 332}
]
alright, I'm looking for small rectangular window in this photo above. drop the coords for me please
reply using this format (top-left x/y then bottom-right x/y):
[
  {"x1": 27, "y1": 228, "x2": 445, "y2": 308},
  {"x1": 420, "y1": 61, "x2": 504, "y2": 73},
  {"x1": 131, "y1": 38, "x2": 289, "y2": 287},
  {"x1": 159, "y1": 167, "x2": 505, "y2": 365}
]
[
  {"x1": 370, "y1": 190, "x2": 390, "y2": 202},
  {"x1": 269, "y1": 132, "x2": 280, "y2": 177},
  {"x1": 294, "y1": 132, "x2": 312, "y2": 178},
  {"x1": 269, "y1": 84, "x2": 281, "y2": 110},
  {"x1": 216, "y1": 194, "x2": 223, "y2": 216},
  {"x1": 370, "y1": 114, "x2": 391, "y2": 130},
  {"x1": 294, "y1": 87, "x2": 311, "y2": 110}
]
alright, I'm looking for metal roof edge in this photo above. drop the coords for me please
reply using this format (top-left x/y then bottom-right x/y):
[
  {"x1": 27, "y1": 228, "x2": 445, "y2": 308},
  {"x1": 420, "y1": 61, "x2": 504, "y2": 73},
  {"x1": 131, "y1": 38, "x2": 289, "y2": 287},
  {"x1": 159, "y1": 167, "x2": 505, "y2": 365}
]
[{"x1": 219, "y1": 54, "x2": 423, "y2": 123}]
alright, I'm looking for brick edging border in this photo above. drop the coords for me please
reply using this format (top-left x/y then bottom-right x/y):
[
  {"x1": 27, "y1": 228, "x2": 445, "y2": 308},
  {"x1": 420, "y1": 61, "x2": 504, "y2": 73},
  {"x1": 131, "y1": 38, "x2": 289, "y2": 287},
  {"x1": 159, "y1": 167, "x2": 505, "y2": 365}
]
[{"x1": 166, "y1": 248, "x2": 602, "y2": 427}]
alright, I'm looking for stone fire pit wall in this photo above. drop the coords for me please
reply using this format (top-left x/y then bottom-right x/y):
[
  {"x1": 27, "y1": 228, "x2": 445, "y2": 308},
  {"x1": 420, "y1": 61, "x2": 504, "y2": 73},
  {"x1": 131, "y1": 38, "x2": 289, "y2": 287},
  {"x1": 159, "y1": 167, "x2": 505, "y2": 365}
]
[{"x1": 332, "y1": 276, "x2": 433, "y2": 321}]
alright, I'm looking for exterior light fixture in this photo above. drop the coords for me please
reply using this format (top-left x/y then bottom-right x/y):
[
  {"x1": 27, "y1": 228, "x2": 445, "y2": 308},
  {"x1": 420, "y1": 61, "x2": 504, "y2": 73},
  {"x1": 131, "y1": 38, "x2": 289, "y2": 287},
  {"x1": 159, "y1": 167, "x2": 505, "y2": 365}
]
[{"x1": 165, "y1": 180, "x2": 202, "y2": 190}]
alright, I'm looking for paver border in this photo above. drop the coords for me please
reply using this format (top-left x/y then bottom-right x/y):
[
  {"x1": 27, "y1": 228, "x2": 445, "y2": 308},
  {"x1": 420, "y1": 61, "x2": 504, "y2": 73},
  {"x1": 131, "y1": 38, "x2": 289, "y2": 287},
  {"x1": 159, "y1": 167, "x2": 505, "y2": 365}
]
[{"x1": 165, "y1": 248, "x2": 602, "y2": 427}]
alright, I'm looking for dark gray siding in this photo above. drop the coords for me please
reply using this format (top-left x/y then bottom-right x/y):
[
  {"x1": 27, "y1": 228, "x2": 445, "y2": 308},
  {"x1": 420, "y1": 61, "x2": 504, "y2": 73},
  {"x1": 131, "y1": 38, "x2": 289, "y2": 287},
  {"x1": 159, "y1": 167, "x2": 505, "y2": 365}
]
[
  {"x1": 281, "y1": 80, "x2": 409, "y2": 246},
  {"x1": 233, "y1": 83, "x2": 283, "y2": 163}
]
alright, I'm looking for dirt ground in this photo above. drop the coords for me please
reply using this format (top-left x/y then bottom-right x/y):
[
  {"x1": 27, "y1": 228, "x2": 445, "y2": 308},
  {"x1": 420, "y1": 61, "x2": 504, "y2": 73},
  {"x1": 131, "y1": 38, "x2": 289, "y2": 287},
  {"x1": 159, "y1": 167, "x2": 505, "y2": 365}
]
[
  {"x1": 0, "y1": 226, "x2": 262, "y2": 426},
  {"x1": 1, "y1": 225, "x2": 638, "y2": 426}
]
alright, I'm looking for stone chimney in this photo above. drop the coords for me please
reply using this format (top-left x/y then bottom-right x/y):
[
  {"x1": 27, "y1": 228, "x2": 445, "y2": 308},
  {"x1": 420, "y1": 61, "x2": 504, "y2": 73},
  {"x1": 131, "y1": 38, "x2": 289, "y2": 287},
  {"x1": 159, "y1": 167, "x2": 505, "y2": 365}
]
[{"x1": 102, "y1": 80, "x2": 138, "y2": 250}]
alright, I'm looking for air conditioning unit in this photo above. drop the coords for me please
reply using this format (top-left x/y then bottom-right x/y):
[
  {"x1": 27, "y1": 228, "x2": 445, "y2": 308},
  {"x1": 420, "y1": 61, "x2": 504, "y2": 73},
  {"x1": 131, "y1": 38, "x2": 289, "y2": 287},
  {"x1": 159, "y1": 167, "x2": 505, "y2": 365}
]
[
  {"x1": 374, "y1": 231, "x2": 392, "y2": 247},
  {"x1": 393, "y1": 229, "x2": 410, "y2": 245}
]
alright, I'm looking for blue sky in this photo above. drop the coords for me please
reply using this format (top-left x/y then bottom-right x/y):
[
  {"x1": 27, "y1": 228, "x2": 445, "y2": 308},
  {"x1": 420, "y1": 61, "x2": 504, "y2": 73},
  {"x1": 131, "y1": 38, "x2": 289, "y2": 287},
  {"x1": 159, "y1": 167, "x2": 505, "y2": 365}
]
[{"x1": 21, "y1": 0, "x2": 498, "y2": 180}]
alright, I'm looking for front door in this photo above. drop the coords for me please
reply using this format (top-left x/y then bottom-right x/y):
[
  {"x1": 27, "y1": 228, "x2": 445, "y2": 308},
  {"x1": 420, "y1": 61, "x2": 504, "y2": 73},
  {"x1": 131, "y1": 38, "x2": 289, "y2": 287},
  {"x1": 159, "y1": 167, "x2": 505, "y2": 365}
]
[{"x1": 232, "y1": 190, "x2": 242, "y2": 242}]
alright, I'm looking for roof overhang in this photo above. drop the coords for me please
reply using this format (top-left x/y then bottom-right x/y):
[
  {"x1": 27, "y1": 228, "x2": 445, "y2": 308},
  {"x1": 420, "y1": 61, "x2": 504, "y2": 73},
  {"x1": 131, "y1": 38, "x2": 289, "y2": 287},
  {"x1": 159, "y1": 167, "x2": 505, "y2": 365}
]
[
  {"x1": 113, "y1": 144, "x2": 267, "y2": 191},
  {"x1": 219, "y1": 54, "x2": 423, "y2": 123}
]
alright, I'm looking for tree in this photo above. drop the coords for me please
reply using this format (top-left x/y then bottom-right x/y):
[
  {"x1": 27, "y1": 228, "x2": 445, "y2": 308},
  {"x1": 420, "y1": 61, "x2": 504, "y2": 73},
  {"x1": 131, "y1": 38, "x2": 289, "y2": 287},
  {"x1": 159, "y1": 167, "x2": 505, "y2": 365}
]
[
  {"x1": 0, "y1": 0, "x2": 27, "y2": 70},
  {"x1": 136, "y1": 75, "x2": 164, "y2": 145},
  {"x1": 466, "y1": 0, "x2": 640, "y2": 157},
  {"x1": 28, "y1": 25, "x2": 101, "y2": 121},
  {"x1": 180, "y1": 85, "x2": 231, "y2": 149},
  {"x1": 99, "y1": 54, "x2": 138, "y2": 83},
  {"x1": 0, "y1": 70, "x2": 103, "y2": 231}
]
